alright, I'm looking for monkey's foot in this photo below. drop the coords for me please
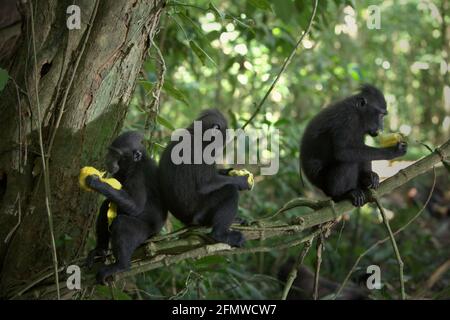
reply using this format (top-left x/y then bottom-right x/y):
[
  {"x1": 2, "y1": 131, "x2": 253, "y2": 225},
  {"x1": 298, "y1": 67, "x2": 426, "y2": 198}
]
[
  {"x1": 360, "y1": 171, "x2": 380, "y2": 189},
  {"x1": 96, "y1": 263, "x2": 129, "y2": 284},
  {"x1": 210, "y1": 230, "x2": 245, "y2": 248},
  {"x1": 85, "y1": 248, "x2": 108, "y2": 269},
  {"x1": 348, "y1": 189, "x2": 366, "y2": 207},
  {"x1": 233, "y1": 217, "x2": 249, "y2": 226}
]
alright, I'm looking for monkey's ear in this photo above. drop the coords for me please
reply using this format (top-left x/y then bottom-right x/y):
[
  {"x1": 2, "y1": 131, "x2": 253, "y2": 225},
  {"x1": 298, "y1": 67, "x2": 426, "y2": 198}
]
[
  {"x1": 133, "y1": 150, "x2": 143, "y2": 162},
  {"x1": 357, "y1": 97, "x2": 367, "y2": 107}
]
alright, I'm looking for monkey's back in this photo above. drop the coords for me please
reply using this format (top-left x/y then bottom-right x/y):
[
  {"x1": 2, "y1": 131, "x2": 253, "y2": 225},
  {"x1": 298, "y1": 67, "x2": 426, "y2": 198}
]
[
  {"x1": 159, "y1": 140, "x2": 210, "y2": 225},
  {"x1": 300, "y1": 105, "x2": 337, "y2": 186}
]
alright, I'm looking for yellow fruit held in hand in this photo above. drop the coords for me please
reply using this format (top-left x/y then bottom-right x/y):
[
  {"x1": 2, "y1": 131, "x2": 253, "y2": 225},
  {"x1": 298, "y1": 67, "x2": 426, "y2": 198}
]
[
  {"x1": 228, "y1": 169, "x2": 254, "y2": 190},
  {"x1": 107, "y1": 202, "x2": 118, "y2": 227},
  {"x1": 102, "y1": 178, "x2": 122, "y2": 190},
  {"x1": 79, "y1": 166, "x2": 122, "y2": 191},
  {"x1": 79, "y1": 166, "x2": 105, "y2": 191},
  {"x1": 378, "y1": 133, "x2": 406, "y2": 148}
]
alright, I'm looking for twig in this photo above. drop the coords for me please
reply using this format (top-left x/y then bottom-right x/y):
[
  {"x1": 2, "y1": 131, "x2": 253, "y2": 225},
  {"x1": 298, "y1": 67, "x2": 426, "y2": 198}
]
[
  {"x1": 29, "y1": 1, "x2": 60, "y2": 300},
  {"x1": 313, "y1": 231, "x2": 324, "y2": 300},
  {"x1": 372, "y1": 192, "x2": 406, "y2": 300},
  {"x1": 284, "y1": 140, "x2": 449, "y2": 230},
  {"x1": 46, "y1": 0, "x2": 100, "y2": 156},
  {"x1": 4, "y1": 193, "x2": 21, "y2": 243},
  {"x1": 424, "y1": 259, "x2": 450, "y2": 291},
  {"x1": 334, "y1": 167, "x2": 437, "y2": 299},
  {"x1": 144, "y1": 38, "x2": 166, "y2": 155},
  {"x1": 281, "y1": 239, "x2": 313, "y2": 300},
  {"x1": 241, "y1": 0, "x2": 318, "y2": 130}
]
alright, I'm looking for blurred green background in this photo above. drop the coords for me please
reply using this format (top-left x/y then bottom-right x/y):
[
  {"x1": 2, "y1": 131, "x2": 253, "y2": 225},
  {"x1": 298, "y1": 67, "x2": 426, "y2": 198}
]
[{"x1": 97, "y1": 0, "x2": 449, "y2": 299}]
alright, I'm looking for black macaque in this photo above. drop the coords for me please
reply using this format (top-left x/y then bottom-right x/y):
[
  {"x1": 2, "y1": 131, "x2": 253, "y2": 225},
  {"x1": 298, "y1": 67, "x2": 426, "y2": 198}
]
[
  {"x1": 159, "y1": 109, "x2": 251, "y2": 248},
  {"x1": 85, "y1": 131, "x2": 167, "y2": 283},
  {"x1": 300, "y1": 85, "x2": 407, "y2": 207}
]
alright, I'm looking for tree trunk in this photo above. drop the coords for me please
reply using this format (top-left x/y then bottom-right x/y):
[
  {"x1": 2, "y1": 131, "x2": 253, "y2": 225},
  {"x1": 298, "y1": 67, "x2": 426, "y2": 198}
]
[{"x1": 0, "y1": 0, "x2": 165, "y2": 298}]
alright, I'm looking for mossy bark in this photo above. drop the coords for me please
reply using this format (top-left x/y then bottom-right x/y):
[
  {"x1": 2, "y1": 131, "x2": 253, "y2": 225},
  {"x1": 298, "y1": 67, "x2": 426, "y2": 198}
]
[{"x1": 0, "y1": 0, "x2": 165, "y2": 297}]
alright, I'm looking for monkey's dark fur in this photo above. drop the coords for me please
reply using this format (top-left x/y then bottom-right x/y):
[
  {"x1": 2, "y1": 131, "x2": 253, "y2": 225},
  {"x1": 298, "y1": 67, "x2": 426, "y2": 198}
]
[
  {"x1": 300, "y1": 85, "x2": 407, "y2": 206},
  {"x1": 159, "y1": 109, "x2": 251, "y2": 247},
  {"x1": 85, "y1": 131, "x2": 167, "y2": 283}
]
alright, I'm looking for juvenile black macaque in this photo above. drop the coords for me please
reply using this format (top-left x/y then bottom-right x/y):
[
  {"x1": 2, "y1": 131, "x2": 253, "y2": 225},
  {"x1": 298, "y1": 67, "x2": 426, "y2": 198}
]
[
  {"x1": 159, "y1": 109, "x2": 251, "y2": 247},
  {"x1": 85, "y1": 131, "x2": 167, "y2": 283},
  {"x1": 300, "y1": 85, "x2": 407, "y2": 207}
]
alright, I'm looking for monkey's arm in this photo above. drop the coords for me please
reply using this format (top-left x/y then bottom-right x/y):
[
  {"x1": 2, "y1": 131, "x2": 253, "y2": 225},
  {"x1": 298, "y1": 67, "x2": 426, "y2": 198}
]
[
  {"x1": 86, "y1": 175, "x2": 144, "y2": 216},
  {"x1": 218, "y1": 168, "x2": 233, "y2": 175},
  {"x1": 334, "y1": 143, "x2": 406, "y2": 162},
  {"x1": 198, "y1": 174, "x2": 249, "y2": 194}
]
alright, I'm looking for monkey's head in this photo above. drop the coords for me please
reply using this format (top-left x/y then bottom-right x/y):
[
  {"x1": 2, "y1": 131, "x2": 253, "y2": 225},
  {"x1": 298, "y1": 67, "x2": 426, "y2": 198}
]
[
  {"x1": 191, "y1": 108, "x2": 228, "y2": 137},
  {"x1": 355, "y1": 84, "x2": 388, "y2": 137},
  {"x1": 106, "y1": 131, "x2": 146, "y2": 175}
]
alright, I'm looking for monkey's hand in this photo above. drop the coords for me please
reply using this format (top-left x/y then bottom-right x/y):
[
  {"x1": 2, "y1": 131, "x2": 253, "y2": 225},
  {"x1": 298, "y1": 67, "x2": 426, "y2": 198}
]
[
  {"x1": 360, "y1": 171, "x2": 380, "y2": 189},
  {"x1": 79, "y1": 166, "x2": 105, "y2": 191},
  {"x1": 80, "y1": 167, "x2": 122, "y2": 192},
  {"x1": 85, "y1": 174, "x2": 106, "y2": 191},
  {"x1": 389, "y1": 142, "x2": 407, "y2": 158},
  {"x1": 218, "y1": 168, "x2": 234, "y2": 176},
  {"x1": 228, "y1": 169, "x2": 254, "y2": 190}
]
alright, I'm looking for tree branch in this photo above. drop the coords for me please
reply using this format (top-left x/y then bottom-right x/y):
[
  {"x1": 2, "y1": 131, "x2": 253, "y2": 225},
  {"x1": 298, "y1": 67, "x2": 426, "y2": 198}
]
[{"x1": 9, "y1": 139, "x2": 450, "y2": 299}]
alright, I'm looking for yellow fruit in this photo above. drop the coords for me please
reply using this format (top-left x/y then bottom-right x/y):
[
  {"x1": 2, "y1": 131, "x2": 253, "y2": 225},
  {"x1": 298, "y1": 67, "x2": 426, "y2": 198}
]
[
  {"x1": 79, "y1": 166, "x2": 105, "y2": 191},
  {"x1": 79, "y1": 166, "x2": 122, "y2": 191},
  {"x1": 228, "y1": 169, "x2": 254, "y2": 190},
  {"x1": 79, "y1": 166, "x2": 122, "y2": 226},
  {"x1": 379, "y1": 133, "x2": 405, "y2": 148},
  {"x1": 102, "y1": 178, "x2": 122, "y2": 190},
  {"x1": 107, "y1": 202, "x2": 118, "y2": 226}
]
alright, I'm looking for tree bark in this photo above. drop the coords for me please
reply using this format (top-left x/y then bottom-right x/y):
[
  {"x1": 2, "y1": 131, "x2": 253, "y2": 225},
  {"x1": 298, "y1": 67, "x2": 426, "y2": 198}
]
[{"x1": 0, "y1": 0, "x2": 165, "y2": 297}]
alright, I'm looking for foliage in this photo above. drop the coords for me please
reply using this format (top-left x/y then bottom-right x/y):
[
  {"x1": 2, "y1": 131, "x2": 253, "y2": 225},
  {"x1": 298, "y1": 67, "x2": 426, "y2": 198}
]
[{"x1": 116, "y1": 0, "x2": 450, "y2": 299}]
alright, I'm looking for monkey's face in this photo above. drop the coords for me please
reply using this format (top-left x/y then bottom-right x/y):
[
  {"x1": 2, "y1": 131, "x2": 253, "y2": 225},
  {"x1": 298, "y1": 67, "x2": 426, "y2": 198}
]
[
  {"x1": 105, "y1": 131, "x2": 145, "y2": 175},
  {"x1": 357, "y1": 95, "x2": 387, "y2": 137},
  {"x1": 105, "y1": 148, "x2": 122, "y2": 175},
  {"x1": 105, "y1": 147, "x2": 143, "y2": 175}
]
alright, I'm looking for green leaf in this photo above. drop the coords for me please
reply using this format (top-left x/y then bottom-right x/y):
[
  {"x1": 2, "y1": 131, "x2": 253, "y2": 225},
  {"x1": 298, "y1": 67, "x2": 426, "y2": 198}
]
[
  {"x1": 157, "y1": 114, "x2": 175, "y2": 131},
  {"x1": 194, "y1": 256, "x2": 228, "y2": 266},
  {"x1": 0, "y1": 68, "x2": 9, "y2": 92},
  {"x1": 95, "y1": 285, "x2": 132, "y2": 300},
  {"x1": 178, "y1": 11, "x2": 205, "y2": 37},
  {"x1": 163, "y1": 82, "x2": 190, "y2": 106},
  {"x1": 189, "y1": 40, "x2": 217, "y2": 67},
  {"x1": 248, "y1": 0, "x2": 273, "y2": 11},
  {"x1": 273, "y1": 0, "x2": 296, "y2": 22},
  {"x1": 274, "y1": 118, "x2": 290, "y2": 127},
  {"x1": 208, "y1": 2, "x2": 225, "y2": 20},
  {"x1": 139, "y1": 80, "x2": 153, "y2": 92}
]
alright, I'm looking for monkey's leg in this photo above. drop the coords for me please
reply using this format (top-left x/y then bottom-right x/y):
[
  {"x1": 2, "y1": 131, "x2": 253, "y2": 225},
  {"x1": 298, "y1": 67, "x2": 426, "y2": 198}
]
[
  {"x1": 324, "y1": 163, "x2": 366, "y2": 207},
  {"x1": 359, "y1": 162, "x2": 380, "y2": 190},
  {"x1": 207, "y1": 185, "x2": 245, "y2": 247},
  {"x1": 86, "y1": 200, "x2": 110, "y2": 268},
  {"x1": 96, "y1": 215, "x2": 152, "y2": 284}
]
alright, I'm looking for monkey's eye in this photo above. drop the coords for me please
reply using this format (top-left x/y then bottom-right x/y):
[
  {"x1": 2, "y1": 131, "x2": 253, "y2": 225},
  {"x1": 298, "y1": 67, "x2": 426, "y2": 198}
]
[
  {"x1": 357, "y1": 97, "x2": 367, "y2": 107},
  {"x1": 133, "y1": 150, "x2": 143, "y2": 162},
  {"x1": 212, "y1": 124, "x2": 220, "y2": 130}
]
